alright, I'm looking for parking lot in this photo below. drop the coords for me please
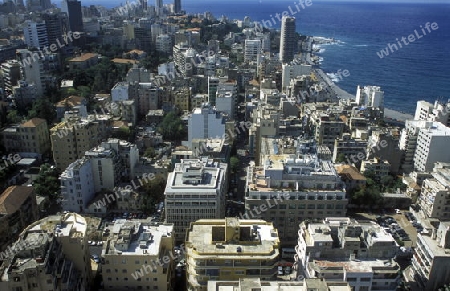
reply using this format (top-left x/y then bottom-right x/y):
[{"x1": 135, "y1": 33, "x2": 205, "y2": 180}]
[{"x1": 353, "y1": 211, "x2": 419, "y2": 248}]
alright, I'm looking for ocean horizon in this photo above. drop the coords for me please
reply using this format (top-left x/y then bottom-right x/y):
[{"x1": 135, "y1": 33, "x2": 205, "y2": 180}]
[{"x1": 84, "y1": 0, "x2": 450, "y2": 114}]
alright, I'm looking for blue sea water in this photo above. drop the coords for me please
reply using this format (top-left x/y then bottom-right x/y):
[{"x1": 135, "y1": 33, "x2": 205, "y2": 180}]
[
  {"x1": 89, "y1": 0, "x2": 450, "y2": 114},
  {"x1": 181, "y1": 0, "x2": 450, "y2": 114}
]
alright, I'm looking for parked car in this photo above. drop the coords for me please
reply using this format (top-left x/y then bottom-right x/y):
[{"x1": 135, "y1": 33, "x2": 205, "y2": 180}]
[{"x1": 278, "y1": 266, "x2": 283, "y2": 275}]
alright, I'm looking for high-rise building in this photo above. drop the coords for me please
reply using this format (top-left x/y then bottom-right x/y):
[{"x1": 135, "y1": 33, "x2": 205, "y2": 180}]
[
  {"x1": 244, "y1": 39, "x2": 261, "y2": 62},
  {"x1": 174, "y1": 0, "x2": 181, "y2": 13},
  {"x1": 23, "y1": 20, "x2": 49, "y2": 49},
  {"x1": 279, "y1": 16, "x2": 296, "y2": 63},
  {"x1": 155, "y1": 0, "x2": 163, "y2": 16},
  {"x1": 413, "y1": 121, "x2": 450, "y2": 172},
  {"x1": 1, "y1": 60, "x2": 21, "y2": 91},
  {"x1": 185, "y1": 218, "x2": 280, "y2": 291},
  {"x1": 61, "y1": 0, "x2": 83, "y2": 32},
  {"x1": 60, "y1": 158, "x2": 95, "y2": 213},
  {"x1": 42, "y1": 12, "x2": 69, "y2": 46},
  {"x1": 164, "y1": 158, "x2": 228, "y2": 242}
]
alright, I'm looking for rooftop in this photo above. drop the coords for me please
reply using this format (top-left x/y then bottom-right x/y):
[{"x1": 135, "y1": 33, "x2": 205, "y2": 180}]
[
  {"x1": 104, "y1": 220, "x2": 173, "y2": 256},
  {"x1": 0, "y1": 186, "x2": 34, "y2": 215},
  {"x1": 186, "y1": 219, "x2": 279, "y2": 258},
  {"x1": 21, "y1": 118, "x2": 46, "y2": 128},
  {"x1": 69, "y1": 53, "x2": 99, "y2": 62}
]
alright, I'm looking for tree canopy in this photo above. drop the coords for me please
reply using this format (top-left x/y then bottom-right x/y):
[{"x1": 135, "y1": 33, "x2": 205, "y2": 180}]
[{"x1": 157, "y1": 112, "x2": 186, "y2": 141}]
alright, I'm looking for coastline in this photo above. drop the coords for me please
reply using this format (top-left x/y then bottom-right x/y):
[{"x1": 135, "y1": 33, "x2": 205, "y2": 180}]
[{"x1": 310, "y1": 44, "x2": 413, "y2": 123}]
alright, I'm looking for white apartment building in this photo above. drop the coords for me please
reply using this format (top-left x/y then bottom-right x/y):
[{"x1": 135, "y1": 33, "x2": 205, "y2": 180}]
[
  {"x1": 399, "y1": 120, "x2": 433, "y2": 173},
  {"x1": 281, "y1": 63, "x2": 312, "y2": 92},
  {"x1": 355, "y1": 85, "x2": 384, "y2": 109},
  {"x1": 156, "y1": 34, "x2": 172, "y2": 54},
  {"x1": 60, "y1": 158, "x2": 95, "y2": 213},
  {"x1": 101, "y1": 220, "x2": 175, "y2": 291},
  {"x1": 413, "y1": 121, "x2": 450, "y2": 172},
  {"x1": 295, "y1": 217, "x2": 400, "y2": 291},
  {"x1": 418, "y1": 162, "x2": 450, "y2": 220},
  {"x1": 164, "y1": 158, "x2": 228, "y2": 242},
  {"x1": 405, "y1": 221, "x2": 450, "y2": 291},
  {"x1": 0, "y1": 213, "x2": 92, "y2": 291},
  {"x1": 187, "y1": 104, "x2": 228, "y2": 148},
  {"x1": 23, "y1": 20, "x2": 48, "y2": 49},
  {"x1": 244, "y1": 39, "x2": 262, "y2": 62},
  {"x1": 414, "y1": 100, "x2": 450, "y2": 126}
]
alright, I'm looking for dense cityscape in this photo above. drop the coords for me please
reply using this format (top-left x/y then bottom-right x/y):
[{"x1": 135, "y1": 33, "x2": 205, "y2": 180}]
[{"x1": 0, "y1": 0, "x2": 448, "y2": 290}]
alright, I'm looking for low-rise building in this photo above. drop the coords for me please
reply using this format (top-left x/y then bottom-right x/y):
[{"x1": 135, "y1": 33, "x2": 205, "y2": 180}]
[
  {"x1": 68, "y1": 53, "x2": 99, "y2": 70},
  {"x1": 185, "y1": 218, "x2": 280, "y2": 291},
  {"x1": 360, "y1": 158, "x2": 390, "y2": 179},
  {"x1": 101, "y1": 220, "x2": 175, "y2": 291},
  {"x1": 207, "y1": 278, "x2": 351, "y2": 291}
]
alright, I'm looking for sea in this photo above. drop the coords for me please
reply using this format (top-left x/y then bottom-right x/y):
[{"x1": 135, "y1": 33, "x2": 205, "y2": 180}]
[{"x1": 88, "y1": 0, "x2": 450, "y2": 114}]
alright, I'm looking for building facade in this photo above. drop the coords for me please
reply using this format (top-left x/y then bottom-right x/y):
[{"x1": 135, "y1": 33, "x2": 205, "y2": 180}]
[{"x1": 164, "y1": 158, "x2": 228, "y2": 242}]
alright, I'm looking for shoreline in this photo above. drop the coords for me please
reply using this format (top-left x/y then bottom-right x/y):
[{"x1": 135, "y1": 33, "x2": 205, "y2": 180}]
[{"x1": 310, "y1": 38, "x2": 413, "y2": 123}]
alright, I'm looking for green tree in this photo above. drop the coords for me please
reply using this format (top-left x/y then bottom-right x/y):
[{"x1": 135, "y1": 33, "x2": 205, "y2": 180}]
[
  {"x1": 144, "y1": 147, "x2": 156, "y2": 159},
  {"x1": 28, "y1": 98, "x2": 56, "y2": 124},
  {"x1": 141, "y1": 175, "x2": 166, "y2": 213},
  {"x1": 6, "y1": 110, "x2": 22, "y2": 124},
  {"x1": 157, "y1": 112, "x2": 186, "y2": 141},
  {"x1": 335, "y1": 153, "x2": 346, "y2": 163},
  {"x1": 33, "y1": 164, "x2": 61, "y2": 200},
  {"x1": 230, "y1": 156, "x2": 239, "y2": 174}
]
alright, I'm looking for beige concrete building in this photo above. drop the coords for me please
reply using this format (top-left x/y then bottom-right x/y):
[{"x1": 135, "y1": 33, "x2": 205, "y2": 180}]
[
  {"x1": 417, "y1": 162, "x2": 450, "y2": 220},
  {"x1": 0, "y1": 186, "x2": 38, "y2": 253},
  {"x1": 295, "y1": 218, "x2": 401, "y2": 291},
  {"x1": 185, "y1": 218, "x2": 280, "y2": 291},
  {"x1": 207, "y1": 278, "x2": 352, "y2": 291},
  {"x1": 1, "y1": 118, "x2": 50, "y2": 158},
  {"x1": 101, "y1": 220, "x2": 175, "y2": 291},
  {"x1": 68, "y1": 53, "x2": 99, "y2": 70},
  {"x1": 50, "y1": 116, "x2": 111, "y2": 170},
  {"x1": 0, "y1": 213, "x2": 92, "y2": 291}
]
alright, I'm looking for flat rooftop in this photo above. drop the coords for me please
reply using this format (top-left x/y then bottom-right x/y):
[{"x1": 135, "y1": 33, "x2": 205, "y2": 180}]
[
  {"x1": 186, "y1": 219, "x2": 279, "y2": 258},
  {"x1": 104, "y1": 220, "x2": 173, "y2": 256}
]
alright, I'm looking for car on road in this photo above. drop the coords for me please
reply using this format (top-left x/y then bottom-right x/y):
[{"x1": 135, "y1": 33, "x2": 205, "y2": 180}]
[{"x1": 395, "y1": 209, "x2": 401, "y2": 214}]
